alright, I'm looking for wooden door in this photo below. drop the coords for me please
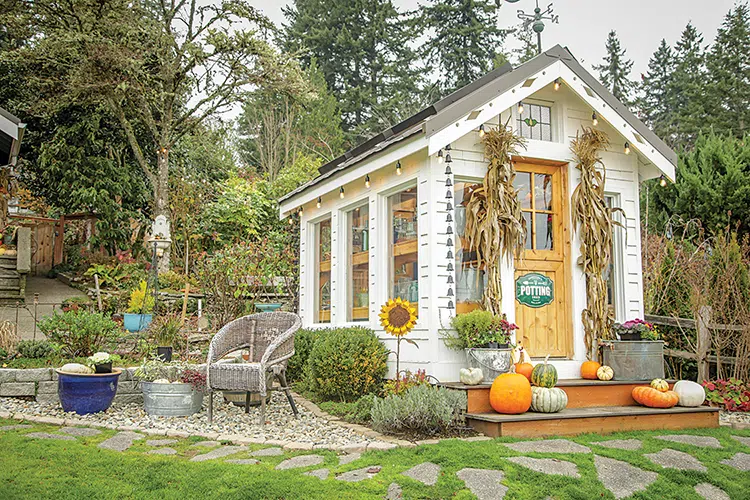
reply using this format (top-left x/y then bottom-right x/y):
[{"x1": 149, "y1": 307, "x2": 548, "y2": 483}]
[{"x1": 513, "y1": 161, "x2": 571, "y2": 358}]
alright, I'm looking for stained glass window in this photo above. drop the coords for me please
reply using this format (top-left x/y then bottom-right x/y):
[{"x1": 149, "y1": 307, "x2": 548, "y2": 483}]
[{"x1": 517, "y1": 102, "x2": 552, "y2": 141}]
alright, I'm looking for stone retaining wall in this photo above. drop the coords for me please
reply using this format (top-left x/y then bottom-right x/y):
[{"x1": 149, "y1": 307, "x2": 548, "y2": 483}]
[{"x1": 0, "y1": 367, "x2": 143, "y2": 406}]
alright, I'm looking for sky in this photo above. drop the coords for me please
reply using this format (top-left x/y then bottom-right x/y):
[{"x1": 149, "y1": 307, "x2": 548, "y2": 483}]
[{"x1": 248, "y1": 0, "x2": 739, "y2": 78}]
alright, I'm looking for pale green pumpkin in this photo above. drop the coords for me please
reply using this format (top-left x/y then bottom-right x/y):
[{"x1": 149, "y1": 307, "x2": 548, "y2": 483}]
[{"x1": 530, "y1": 386, "x2": 568, "y2": 413}]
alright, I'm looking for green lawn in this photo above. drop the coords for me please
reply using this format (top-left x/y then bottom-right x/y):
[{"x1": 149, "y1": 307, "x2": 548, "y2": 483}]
[{"x1": 1, "y1": 417, "x2": 748, "y2": 499}]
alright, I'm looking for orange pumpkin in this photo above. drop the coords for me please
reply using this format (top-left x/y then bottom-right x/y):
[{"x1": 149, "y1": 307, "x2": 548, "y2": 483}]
[
  {"x1": 632, "y1": 386, "x2": 679, "y2": 408},
  {"x1": 515, "y1": 362, "x2": 534, "y2": 381},
  {"x1": 581, "y1": 361, "x2": 601, "y2": 380},
  {"x1": 490, "y1": 372, "x2": 532, "y2": 414}
]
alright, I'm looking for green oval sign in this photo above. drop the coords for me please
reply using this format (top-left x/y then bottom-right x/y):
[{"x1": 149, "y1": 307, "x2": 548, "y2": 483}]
[{"x1": 516, "y1": 273, "x2": 554, "y2": 308}]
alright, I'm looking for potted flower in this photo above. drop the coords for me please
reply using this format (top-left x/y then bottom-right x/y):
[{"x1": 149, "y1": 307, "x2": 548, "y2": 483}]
[
  {"x1": 446, "y1": 309, "x2": 517, "y2": 380},
  {"x1": 614, "y1": 318, "x2": 658, "y2": 341},
  {"x1": 87, "y1": 351, "x2": 121, "y2": 373},
  {"x1": 134, "y1": 357, "x2": 204, "y2": 416},
  {"x1": 123, "y1": 280, "x2": 155, "y2": 332},
  {"x1": 150, "y1": 312, "x2": 182, "y2": 362},
  {"x1": 56, "y1": 362, "x2": 122, "y2": 415},
  {"x1": 601, "y1": 318, "x2": 664, "y2": 381}
]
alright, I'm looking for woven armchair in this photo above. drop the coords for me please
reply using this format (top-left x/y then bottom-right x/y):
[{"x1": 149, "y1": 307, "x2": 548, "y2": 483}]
[{"x1": 206, "y1": 311, "x2": 302, "y2": 426}]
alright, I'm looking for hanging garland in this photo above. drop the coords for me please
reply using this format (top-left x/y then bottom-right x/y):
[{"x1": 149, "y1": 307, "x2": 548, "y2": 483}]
[
  {"x1": 464, "y1": 125, "x2": 527, "y2": 315},
  {"x1": 570, "y1": 127, "x2": 623, "y2": 360}
]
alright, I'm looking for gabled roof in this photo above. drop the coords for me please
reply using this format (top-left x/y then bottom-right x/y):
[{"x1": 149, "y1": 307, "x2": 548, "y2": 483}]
[
  {"x1": 280, "y1": 45, "x2": 677, "y2": 206},
  {"x1": 0, "y1": 106, "x2": 25, "y2": 167}
]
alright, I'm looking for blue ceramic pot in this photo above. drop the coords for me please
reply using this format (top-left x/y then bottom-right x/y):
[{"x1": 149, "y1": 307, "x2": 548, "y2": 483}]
[
  {"x1": 255, "y1": 303, "x2": 282, "y2": 313},
  {"x1": 56, "y1": 369, "x2": 121, "y2": 415},
  {"x1": 123, "y1": 313, "x2": 153, "y2": 332}
]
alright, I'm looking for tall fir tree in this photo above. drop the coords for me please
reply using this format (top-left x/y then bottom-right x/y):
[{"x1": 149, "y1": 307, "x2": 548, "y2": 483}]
[
  {"x1": 706, "y1": 4, "x2": 750, "y2": 138},
  {"x1": 282, "y1": 0, "x2": 422, "y2": 143},
  {"x1": 593, "y1": 30, "x2": 635, "y2": 105},
  {"x1": 639, "y1": 39, "x2": 675, "y2": 140},
  {"x1": 420, "y1": 0, "x2": 509, "y2": 95}
]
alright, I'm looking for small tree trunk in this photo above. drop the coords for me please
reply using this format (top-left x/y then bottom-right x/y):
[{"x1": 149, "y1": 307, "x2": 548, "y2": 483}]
[{"x1": 155, "y1": 148, "x2": 171, "y2": 274}]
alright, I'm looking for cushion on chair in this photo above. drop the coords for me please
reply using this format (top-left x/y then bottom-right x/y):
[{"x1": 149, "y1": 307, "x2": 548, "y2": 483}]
[{"x1": 209, "y1": 362, "x2": 264, "y2": 392}]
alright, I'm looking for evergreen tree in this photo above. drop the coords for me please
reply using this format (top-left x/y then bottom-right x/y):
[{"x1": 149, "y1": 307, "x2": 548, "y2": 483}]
[
  {"x1": 283, "y1": 0, "x2": 422, "y2": 142},
  {"x1": 639, "y1": 39, "x2": 675, "y2": 140},
  {"x1": 420, "y1": 0, "x2": 509, "y2": 95},
  {"x1": 593, "y1": 30, "x2": 635, "y2": 105},
  {"x1": 511, "y1": 23, "x2": 538, "y2": 65},
  {"x1": 706, "y1": 4, "x2": 750, "y2": 138}
]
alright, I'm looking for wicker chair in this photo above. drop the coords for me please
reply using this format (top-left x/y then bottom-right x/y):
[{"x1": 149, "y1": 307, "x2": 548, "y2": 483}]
[{"x1": 206, "y1": 312, "x2": 301, "y2": 426}]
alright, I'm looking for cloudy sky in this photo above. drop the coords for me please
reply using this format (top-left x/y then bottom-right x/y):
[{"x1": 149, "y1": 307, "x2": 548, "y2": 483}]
[{"x1": 249, "y1": 0, "x2": 737, "y2": 78}]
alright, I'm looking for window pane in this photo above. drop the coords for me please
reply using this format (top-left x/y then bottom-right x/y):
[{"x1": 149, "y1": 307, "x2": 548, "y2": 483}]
[
  {"x1": 541, "y1": 124, "x2": 551, "y2": 142},
  {"x1": 534, "y1": 173, "x2": 553, "y2": 211},
  {"x1": 315, "y1": 218, "x2": 331, "y2": 323},
  {"x1": 388, "y1": 187, "x2": 418, "y2": 311},
  {"x1": 348, "y1": 205, "x2": 369, "y2": 322},
  {"x1": 541, "y1": 105, "x2": 550, "y2": 123},
  {"x1": 523, "y1": 211, "x2": 532, "y2": 249},
  {"x1": 535, "y1": 213, "x2": 554, "y2": 250},
  {"x1": 454, "y1": 181, "x2": 485, "y2": 314},
  {"x1": 515, "y1": 172, "x2": 532, "y2": 209}
]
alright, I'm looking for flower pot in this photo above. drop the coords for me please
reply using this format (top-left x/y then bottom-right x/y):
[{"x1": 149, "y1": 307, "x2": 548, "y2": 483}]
[
  {"x1": 56, "y1": 369, "x2": 121, "y2": 415},
  {"x1": 141, "y1": 382, "x2": 203, "y2": 416},
  {"x1": 601, "y1": 340, "x2": 664, "y2": 380},
  {"x1": 618, "y1": 331, "x2": 642, "y2": 341},
  {"x1": 255, "y1": 303, "x2": 282, "y2": 313},
  {"x1": 156, "y1": 346, "x2": 173, "y2": 362},
  {"x1": 123, "y1": 313, "x2": 153, "y2": 332},
  {"x1": 465, "y1": 347, "x2": 512, "y2": 381},
  {"x1": 94, "y1": 362, "x2": 112, "y2": 374}
]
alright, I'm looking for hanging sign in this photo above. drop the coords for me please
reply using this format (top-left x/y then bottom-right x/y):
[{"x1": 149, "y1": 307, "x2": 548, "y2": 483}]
[{"x1": 516, "y1": 273, "x2": 554, "y2": 308}]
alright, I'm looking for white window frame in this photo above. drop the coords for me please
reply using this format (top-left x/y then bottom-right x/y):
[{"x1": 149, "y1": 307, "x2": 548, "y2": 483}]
[
  {"x1": 338, "y1": 196, "x2": 371, "y2": 325},
  {"x1": 512, "y1": 97, "x2": 561, "y2": 144},
  {"x1": 605, "y1": 193, "x2": 626, "y2": 322},
  {"x1": 309, "y1": 213, "x2": 332, "y2": 325}
]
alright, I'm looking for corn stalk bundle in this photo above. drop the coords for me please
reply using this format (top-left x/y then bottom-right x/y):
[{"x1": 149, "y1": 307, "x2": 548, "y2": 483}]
[
  {"x1": 570, "y1": 127, "x2": 623, "y2": 360},
  {"x1": 464, "y1": 126, "x2": 527, "y2": 315}
]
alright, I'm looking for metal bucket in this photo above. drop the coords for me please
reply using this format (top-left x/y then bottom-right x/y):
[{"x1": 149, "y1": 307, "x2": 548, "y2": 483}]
[
  {"x1": 465, "y1": 348, "x2": 512, "y2": 382},
  {"x1": 141, "y1": 382, "x2": 204, "y2": 416},
  {"x1": 602, "y1": 340, "x2": 665, "y2": 381}
]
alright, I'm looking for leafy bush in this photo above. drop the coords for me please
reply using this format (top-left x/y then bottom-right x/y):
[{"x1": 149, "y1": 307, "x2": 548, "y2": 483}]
[
  {"x1": 306, "y1": 327, "x2": 388, "y2": 402},
  {"x1": 61, "y1": 296, "x2": 92, "y2": 313},
  {"x1": 128, "y1": 281, "x2": 155, "y2": 314},
  {"x1": 16, "y1": 340, "x2": 55, "y2": 359},
  {"x1": 286, "y1": 328, "x2": 329, "y2": 383},
  {"x1": 318, "y1": 393, "x2": 377, "y2": 424},
  {"x1": 38, "y1": 310, "x2": 122, "y2": 357},
  {"x1": 703, "y1": 378, "x2": 750, "y2": 411},
  {"x1": 371, "y1": 385, "x2": 467, "y2": 436}
]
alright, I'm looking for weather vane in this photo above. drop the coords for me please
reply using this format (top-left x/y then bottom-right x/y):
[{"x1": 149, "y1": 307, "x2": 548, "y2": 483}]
[{"x1": 500, "y1": 0, "x2": 559, "y2": 55}]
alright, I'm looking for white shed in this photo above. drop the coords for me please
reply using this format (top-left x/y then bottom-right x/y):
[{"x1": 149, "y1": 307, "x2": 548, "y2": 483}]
[{"x1": 279, "y1": 45, "x2": 676, "y2": 381}]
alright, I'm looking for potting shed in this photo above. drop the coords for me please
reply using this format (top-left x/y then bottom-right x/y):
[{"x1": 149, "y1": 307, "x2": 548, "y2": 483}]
[{"x1": 279, "y1": 45, "x2": 676, "y2": 383}]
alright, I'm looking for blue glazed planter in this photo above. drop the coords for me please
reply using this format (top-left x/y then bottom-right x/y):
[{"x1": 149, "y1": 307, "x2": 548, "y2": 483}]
[
  {"x1": 123, "y1": 313, "x2": 153, "y2": 332},
  {"x1": 56, "y1": 369, "x2": 121, "y2": 415},
  {"x1": 255, "y1": 303, "x2": 282, "y2": 313}
]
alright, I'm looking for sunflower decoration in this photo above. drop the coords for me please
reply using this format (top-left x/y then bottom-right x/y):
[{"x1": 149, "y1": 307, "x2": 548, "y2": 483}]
[{"x1": 379, "y1": 297, "x2": 418, "y2": 337}]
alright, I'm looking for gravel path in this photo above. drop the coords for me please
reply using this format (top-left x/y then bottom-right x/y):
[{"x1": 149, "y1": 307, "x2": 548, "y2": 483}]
[{"x1": 0, "y1": 392, "x2": 371, "y2": 447}]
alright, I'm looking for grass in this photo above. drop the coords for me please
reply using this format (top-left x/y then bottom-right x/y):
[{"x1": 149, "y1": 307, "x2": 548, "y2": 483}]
[{"x1": 1, "y1": 418, "x2": 749, "y2": 499}]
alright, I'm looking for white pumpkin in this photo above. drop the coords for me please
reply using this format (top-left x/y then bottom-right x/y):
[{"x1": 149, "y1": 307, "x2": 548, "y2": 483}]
[
  {"x1": 59, "y1": 363, "x2": 93, "y2": 374},
  {"x1": 673, "y1": 380, "x2": 705, "y2": 407},
  {"x1": 596, "y1": 365, "x2": 614, "y2": 381},
  {"x1": 530, "y1": 386, "x2": 568, "y2": 413},
  {"x1": 460, "y1": 367, "x2": 484, "y2": 385},
  {"x1": 152, "y1": 378, "x2": 171, "y2": 384}
]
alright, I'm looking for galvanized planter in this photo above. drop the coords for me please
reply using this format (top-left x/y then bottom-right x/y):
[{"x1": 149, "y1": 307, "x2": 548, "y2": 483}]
[
  {"x1": 141, "y1": 382, "x2": 203, "y2": 416},
  {"x1": 601, "y1": 340, "x2": 665, "y2": 381},
  {"x1": 465, "y1": 348, "x2": 513, "y2": 382}
]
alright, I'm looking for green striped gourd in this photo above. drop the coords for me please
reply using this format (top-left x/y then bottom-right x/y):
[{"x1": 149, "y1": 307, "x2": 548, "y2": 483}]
[
  {"x1": 530, "y1": 355, "x2": 558, "y2": 388},
  {"x1": 530, "y1": 386, "x2": 568, "y2": 413}
]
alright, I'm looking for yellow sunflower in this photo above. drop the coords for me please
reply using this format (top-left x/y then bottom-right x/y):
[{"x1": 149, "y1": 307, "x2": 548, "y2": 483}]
[{"x1": 379, "y1": 297, "x2": 418, "y2": 337}]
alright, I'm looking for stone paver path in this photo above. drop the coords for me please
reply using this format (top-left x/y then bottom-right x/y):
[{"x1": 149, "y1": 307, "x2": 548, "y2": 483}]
[
  {"x1": 0, "y1": 424, "x2": 32, "y2": 431},
  {"x1": 695, "y1": 482, "x2": 730, "y2": 500},
  {"x1": 385, "y1": 483, "x2": 403, "y2": 499},
  {"x1": 655, "y1": 435, "x2": 722, "y2": 448},
  {"x1": 251, "y1": 447, "x2": 284, "y2": 457},
  {"x1": 148, "y1": 448, "x2": 177, "y2": 455},
  {"x1": 26, "y1": 432, "x2": 75, "y2": 441},
  {"x1": 276, "y1": 454, "x2": 325, "y2": 470},
  {"x1": 338, "y1": 452, "x2": 361, "y2": 465},
  {"x1": 60, "y1": 427, "x2": 101, "y2": 437},
  {"x1": 507, "y1": 456, "x2": 580, "y2": 478},
  {"x1": 732, "y1": 436, "x2": 750, "y2": 448},
  {"x1": 336, "y1": 466, "x2": 382, "y2": 482},
  {"x1": 226, "y1": 459, "x2": 259, "y2": 465},
  {"x1": 402, "y1": 462, "x2": 441, "y2": 486},
  {"x1": 146, "y1": 439, "x2": 177, "y2": 447},
  {"x1": 720, "y1": 452, "x2": 750, "y2": 471},
  {"x1": 304, "y1": 468, "x2": 330, "y2": 480},
  {"x1": 594, "y1": 455, "x2": 657, "y2": 500},
  {"x1": 98, "y1": 431, "x2": 144, "y2": 452},
  {"x1": 191, "y1": 445, "x2": 246, "y2": 463},
  {"x1": 456, "y1": 468, "x2": 507, "y2": 500},
  {"x1": 593, "y1": 439, "x2": 642, "y2": 451},
  {"x1": 192, "y1": 440, "x2": 220, "y2": 447},
  {"x1": 504, "y1": 439, "x2": 591, "y2": 454},
  {"x1": 645, "y1": 448, "x2": 707, "y2": 472}
]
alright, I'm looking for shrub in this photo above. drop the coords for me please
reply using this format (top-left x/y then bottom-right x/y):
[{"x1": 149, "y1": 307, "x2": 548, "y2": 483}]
[
  {"x1": 61, "y1": 296, "x2": 92, "y2": 313},
  {"x1": 306, "y1": 327, "x2": 388, "y2": 402},
  {"x1": 371, "y1": 385, "x2": 467, "y2": 436},
  {"x1": 16, "y1": 340, "x2": 55, "y2": 359},
  {"x1": 287, "y1": 328, "x2": 329, "y2": 383},
  {"x1": 383, "y1": 369, "x2": 430, "y2": 397},
  {"x1": 128, "y1": 281, "x2": 155, "y2": 314},
  {"x1": 703, "y1": 378, "x2": 750, "y2": 412},
  {"x1": 38, "y1": 310, "x2": 122, "y2": 357}
]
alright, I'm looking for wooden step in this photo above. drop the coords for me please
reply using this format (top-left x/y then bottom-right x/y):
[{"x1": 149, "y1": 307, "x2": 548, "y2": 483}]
[
  {"x1": 466, "y1": 406, "x2": 720, "y2": 438},
  {"x1": 442, "y1": 379, "x2": 676, "y2": 414}
]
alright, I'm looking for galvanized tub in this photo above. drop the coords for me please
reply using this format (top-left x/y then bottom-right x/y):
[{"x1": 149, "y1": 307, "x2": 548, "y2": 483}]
[
  {"x1": 141, "y1": 382, "x2": 204, "y2": 416},
  {"x1": 601, "y1": 340, "x2": 665, "y2": 381},
  {"x1": 465, "y1": 348, "x2": 513, "y2": 382}
]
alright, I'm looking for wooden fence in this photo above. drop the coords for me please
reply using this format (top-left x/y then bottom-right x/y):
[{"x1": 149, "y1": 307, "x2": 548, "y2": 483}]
[{"x1": 645, "y1": 307, "x2": 745, "y2": 382}]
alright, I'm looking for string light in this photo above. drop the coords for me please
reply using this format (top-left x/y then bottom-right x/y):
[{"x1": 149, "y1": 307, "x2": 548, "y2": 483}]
[
  {"x1": 339, "y1": 186, "x2": 345, "y2": 199},
  {"x1": 624, "y1": 142, "x2": 630, "y2": 155},
  {"x1": 365, "y1": 174, "x2": 370, "y2": 188},
  {"x1": 316, "y1": 197, "x2": 321, "y2": 208},
  {"x1": 396, "y1": 160, "x2": 402, "y2": 176},
  {"x1": 478, "y1": 124, "x2": 485, "y2": 138},
  {"x1": 592, "y1": 112, "x2": 598, "y2": 126},
  {"x1": 659, "y1": 175, "x2": 668, "y2": 188},
  {"x1": 437, "y1": 149, "x2": 444, "y2": 163},
  {"x1": 554, "y1": 78, "x2": 561, "y2": 91},
  {"x1": 517, "y1": 102, "x2": 524, "y2": 114},
  {"x1": 298, "y1": 207, "x2": 303, "y2": 216}
]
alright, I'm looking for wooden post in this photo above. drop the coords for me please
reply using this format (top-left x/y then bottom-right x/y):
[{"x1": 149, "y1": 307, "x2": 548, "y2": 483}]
[
  {"x1": 697, "y1": 305, "x2": 711, "y2": 383},
  {"x1": 53, "y1": 216, "x2": 65, "y2": 266},
  {"x1": 94, "y1": 274, "x2": 103, "y2": 312},
  {"x1": 180, "y1": 282, "x2": 190, "y2": 326}
]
